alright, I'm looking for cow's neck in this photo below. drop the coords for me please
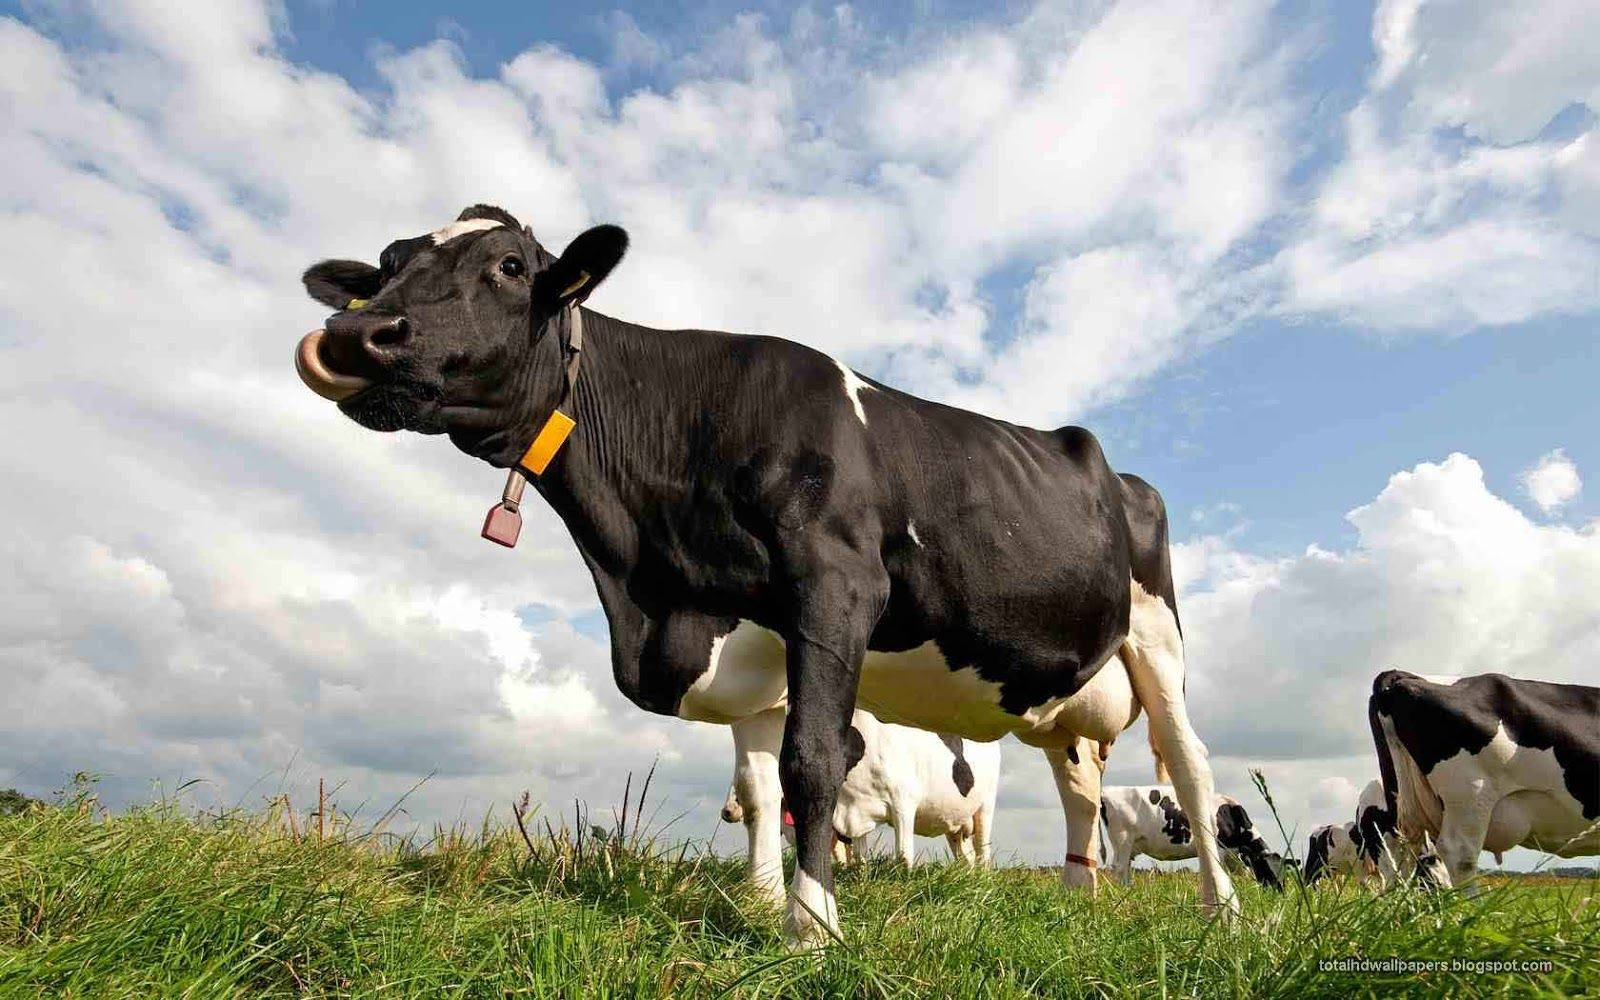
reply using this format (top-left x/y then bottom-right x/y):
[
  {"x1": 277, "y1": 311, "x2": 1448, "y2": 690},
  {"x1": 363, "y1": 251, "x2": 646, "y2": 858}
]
[{"x1": 513, "y1": 307, "x2": 704, "y2": 572}]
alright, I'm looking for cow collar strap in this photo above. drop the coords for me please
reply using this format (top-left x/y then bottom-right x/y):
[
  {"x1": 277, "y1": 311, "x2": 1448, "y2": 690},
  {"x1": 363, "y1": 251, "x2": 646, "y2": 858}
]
[{"x1": 481, "y1": 302, "x2": 584, "y2": 548}]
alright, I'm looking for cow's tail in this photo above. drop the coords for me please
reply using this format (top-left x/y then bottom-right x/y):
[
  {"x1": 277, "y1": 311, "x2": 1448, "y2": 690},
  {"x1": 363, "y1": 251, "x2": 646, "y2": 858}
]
[
  {"x1": 1117, "y1": 471, "x2": 1181, "y2": 789},
  {"x1": 1098, "y1": 797, "x2": 1110, "y2": 867},
  {"x1": 1369, "y1": 670, "x2": 1443, "y2": 843}
]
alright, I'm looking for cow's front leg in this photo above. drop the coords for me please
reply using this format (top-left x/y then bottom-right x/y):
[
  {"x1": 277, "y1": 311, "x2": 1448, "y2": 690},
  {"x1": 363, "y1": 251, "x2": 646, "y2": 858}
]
[
  {"x1": 778, "y1": 562, "x2": 886, "y2": 948},
  {"x1": 729, "y1": 706, "x2": 787, "y2": 905},
  {"x1": 1431, "y1": 799, "x2": 1492, "y2": 889},
  {"x1": 1045, "y1": 738, "x2": 1103, "y2": 891}
]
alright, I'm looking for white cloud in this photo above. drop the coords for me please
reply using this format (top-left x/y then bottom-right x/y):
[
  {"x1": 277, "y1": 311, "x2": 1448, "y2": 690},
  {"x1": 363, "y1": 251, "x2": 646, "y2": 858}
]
[
  {"x1": 1171, "y1": 452, "x2": 1600, "y2": 781},
  {"x1": 1522, "y1": 449, "x2": 1583, "y2": 513},
  {"x1": 1281, "y1": 0, "x2": 1600, "y2": 331}
]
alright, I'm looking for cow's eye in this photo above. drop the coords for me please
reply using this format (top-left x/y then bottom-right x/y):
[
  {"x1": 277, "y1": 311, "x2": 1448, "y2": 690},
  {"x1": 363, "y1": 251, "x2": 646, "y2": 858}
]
[{"x1": 499, "y1": 257, "x2": 525, "y2": 279}]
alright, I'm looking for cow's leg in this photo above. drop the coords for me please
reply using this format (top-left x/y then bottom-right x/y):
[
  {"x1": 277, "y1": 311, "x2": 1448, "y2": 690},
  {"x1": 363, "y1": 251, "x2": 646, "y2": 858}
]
[
  {"x1": 730, "y1": 706, "x2": 787, "y2": 905},
  {"x1": 971, "y1": 795, "x2": 995, "y2": 867},
  {"x1": 1045, "y1": 740, "x2": 1102, "y2": 891},
  {"x1": 1122, "y1": 587, "x2": 1239, "y2": 918},
  {"x1": 777, "y1": 559, "x2": 887, "y2": 948},
  {"x1": 948, "y1": 830, "x2": 977, "y2": 866},
  {"x1": 892, "y1": 801, "x2": 918, "y2": 866},
  {"x1": 1104, "y1": 834, "x2": 1135, "y2": 883}
]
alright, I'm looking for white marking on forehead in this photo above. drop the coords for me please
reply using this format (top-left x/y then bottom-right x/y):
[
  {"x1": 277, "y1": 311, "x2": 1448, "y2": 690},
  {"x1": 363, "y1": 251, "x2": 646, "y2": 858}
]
[
  {"x1": 907, "y1": 521, "x2": 922, "y2": 546},
  {"x1": 834, "y1": 358, "x2": 873, "y2": 426},
  {"x1": 430, "y1": 217, "x2": 506, "y2": 245}
]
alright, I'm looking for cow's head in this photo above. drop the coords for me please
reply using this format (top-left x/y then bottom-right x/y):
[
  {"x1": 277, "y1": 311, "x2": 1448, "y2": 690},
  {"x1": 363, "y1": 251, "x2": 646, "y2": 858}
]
[
  {"x1": 295, "y1": 205, "x2": 627, "y2": 464},
  {"x1": 1215, "y1": 801, "x2": 1286, "y2": 892}
]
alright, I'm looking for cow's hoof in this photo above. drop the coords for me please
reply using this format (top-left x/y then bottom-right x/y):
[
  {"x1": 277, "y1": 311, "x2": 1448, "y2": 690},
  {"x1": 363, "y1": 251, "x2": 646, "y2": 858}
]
[
  {"x1": 782, "y1": 912, "x2": 837, "y2": 951},
  {"x1": 1203, "y1": 888, "x2": 1242, "y2": 924},
  {"x1": 1061, "y1": 863, "x2": 1098, "y2": 892}
]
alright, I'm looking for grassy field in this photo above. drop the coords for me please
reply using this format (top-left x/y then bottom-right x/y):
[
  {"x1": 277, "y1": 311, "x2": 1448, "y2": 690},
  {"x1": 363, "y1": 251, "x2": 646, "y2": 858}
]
[{"x1": 1, "y1": 787, "x2": 1596, "y2": 999}]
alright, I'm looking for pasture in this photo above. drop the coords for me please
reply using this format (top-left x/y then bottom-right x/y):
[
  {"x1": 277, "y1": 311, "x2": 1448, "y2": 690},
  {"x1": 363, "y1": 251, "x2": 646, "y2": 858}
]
[{"x1": 2, "y1": 787, "x2": 1594, "y2": 998}]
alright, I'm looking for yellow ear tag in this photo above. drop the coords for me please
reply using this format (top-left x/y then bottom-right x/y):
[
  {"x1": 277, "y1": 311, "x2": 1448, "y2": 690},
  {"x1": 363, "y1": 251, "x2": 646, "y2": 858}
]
[
  {"x1": 345, "y1": 297, "x2": 370, "y2": 310},
  {"x1": 519, "y1": 409, "x2": 576, "y2": 475},
  {"x1": 559, "y1": 271, "x2": 591, "y2": 299}
]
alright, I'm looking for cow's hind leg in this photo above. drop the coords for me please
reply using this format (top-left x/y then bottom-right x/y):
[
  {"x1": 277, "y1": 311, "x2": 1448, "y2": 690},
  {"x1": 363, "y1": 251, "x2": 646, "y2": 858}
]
[
  {"x1": 971, "y1": 792, "x2": 995, "y2": 867},
  {"x1": 730, "y1": 706, "x2": 787, "y2": 905},
  {"x1": 778, "y1": 555, "x2": 888, "y2": 948},
  {"x1": 1046, "y1": 739, "x2": 1104, "y2": 891},
  {"x1": 1121, "y1": 584, "x2": 1239, "y2": 918}
]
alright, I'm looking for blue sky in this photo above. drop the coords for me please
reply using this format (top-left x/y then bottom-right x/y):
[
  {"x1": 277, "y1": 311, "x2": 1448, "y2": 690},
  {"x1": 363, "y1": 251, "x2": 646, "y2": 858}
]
[{"x1": 1, "y1": 0, "x2": 1596, "y2": 868}]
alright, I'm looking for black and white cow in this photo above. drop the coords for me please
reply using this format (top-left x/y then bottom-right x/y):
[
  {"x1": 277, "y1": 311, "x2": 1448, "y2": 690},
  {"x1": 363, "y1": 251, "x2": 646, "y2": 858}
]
[
  {"x1": 293, "y1": 205, "x2": 1238, "y2": 944},
  {"x1": 723, "y1": 708, "x2": 999, "y2": 868},
  {"x1": 1099, "y1": 786, "x2": 1287, "y2": 890},
  {"x1": 1303, "y1": 822, "x2": 1363, "y2": 884},
  {"x1": 1368, "y1": 670, "x2": 1600, "y2": 887},
  {"x1": 1304, "y1": 779, "x2": 1387, "y2": 885}
]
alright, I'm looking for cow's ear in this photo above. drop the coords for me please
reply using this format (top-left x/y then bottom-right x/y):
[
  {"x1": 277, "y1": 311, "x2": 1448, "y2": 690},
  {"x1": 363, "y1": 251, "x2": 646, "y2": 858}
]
[
  {"x1": 538, "y1": 225, "x2": 628, "y2": 306},
  {"x1": 303, "y1": 260, "x2": 382, "y2": 310}
]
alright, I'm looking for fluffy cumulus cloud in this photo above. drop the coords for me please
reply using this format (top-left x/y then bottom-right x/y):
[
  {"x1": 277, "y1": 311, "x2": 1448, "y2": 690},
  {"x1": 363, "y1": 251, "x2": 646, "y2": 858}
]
[
  {"x1": 1280, "y1": 0, "x2": 1600, "y2": 331},
  {"x1": 1, "y1": 0, "x2": 1596, "y2": 864},
  {"x1": 1522, "y1": 449, "x2": 1584, "y2": 513}
]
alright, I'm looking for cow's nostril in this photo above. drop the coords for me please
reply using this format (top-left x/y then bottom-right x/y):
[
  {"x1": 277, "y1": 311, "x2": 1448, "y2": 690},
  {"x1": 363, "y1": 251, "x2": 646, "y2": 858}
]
[{"x1": 365, "y1": 316, "x2": 409, "y2": 351}]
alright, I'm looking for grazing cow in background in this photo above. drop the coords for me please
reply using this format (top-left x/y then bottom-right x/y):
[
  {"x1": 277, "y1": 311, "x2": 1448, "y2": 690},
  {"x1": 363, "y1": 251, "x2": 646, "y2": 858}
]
[
  {"x1": 1304, "y1": 822, "x2": 1364, "y2": 884},
  {"x1": 723, "y1": 709, "x2": 1000, "y2": 867},
  {"x1": 294, "y1": 204, "x2": 1238, "y2": 945},
  {"x1": 1352, "y1": 778, "x2": 1403, "y2": 881},
  {"x1": 1100, "y1": 786, "x2": 1287, "y2": 890},
  {"x1": 1369, "y1": 670, "x2": 1600, "y2": 887}
]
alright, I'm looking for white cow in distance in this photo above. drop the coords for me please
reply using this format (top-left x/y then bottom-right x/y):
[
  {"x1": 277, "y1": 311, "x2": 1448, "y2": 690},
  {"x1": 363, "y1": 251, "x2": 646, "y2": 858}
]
[{"x1": 723, "y1": 707, "x2": 1000, "y2": 868}]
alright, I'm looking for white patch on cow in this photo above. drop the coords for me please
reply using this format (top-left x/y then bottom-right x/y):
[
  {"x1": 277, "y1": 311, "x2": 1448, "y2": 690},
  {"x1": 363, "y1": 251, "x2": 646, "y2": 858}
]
[
  {"x1": 834, "y1": 358, "x2": 873, "y2": 426},
  {"x1": 786, "y1": 868, "x2": 838, "y2": 947},
  {"x1": 1428, "y1": 724, "x2": 1599, "y2": 855},
  {"x1": 907, "y1": 520, "x2": 922, "y2": 546},
  {"x1": 856, "y1": 642, "x2": 1140, "y2": 748},
  {"x1": 678, "y1": 621, "x2": 788, "y2": 723},
  {"x1": 430, "y1": 217, "x2": 505, "y2": 244},
  {"x1": 1357, "y1": 778, "x2": 1385, "y2": 815}
]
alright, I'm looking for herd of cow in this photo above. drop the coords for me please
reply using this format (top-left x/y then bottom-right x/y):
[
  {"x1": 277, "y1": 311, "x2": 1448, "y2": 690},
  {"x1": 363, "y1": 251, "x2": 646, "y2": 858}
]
[
  {"x1": 292, "y1": 205, "x2": 1599, "y2": 946},
  {"x1": 712, "y1": 668, "x2": 1599, "y2": 895}
]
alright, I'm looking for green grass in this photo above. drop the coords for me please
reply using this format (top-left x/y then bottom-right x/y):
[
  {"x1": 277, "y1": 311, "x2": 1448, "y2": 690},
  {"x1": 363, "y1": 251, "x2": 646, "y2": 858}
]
[{"x1": 1, "y1": 790, "x2": 1596, "y2": 998}]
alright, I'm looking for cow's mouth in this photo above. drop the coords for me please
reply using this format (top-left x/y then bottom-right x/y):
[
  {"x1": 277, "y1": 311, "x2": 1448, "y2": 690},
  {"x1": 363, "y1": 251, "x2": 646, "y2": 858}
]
[{"x1": 295, "y1": 328, "x2": 374, "y2": 402}]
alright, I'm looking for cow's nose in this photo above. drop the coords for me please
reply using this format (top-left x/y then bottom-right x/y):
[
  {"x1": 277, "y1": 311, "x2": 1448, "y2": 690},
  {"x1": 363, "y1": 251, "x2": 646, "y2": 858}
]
[
  {"x1": 324, "y1": 311, "x2": 411, "y2": 374},
  {"x1": 358, "y1": 314, "x2": 410, "y2": 360}
]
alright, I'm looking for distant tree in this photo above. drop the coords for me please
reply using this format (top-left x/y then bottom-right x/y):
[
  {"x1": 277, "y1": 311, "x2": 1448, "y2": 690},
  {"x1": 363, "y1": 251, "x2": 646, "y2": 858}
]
[{"x1": 0, "y1": 788, "x2": 36, "y2": 816}]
